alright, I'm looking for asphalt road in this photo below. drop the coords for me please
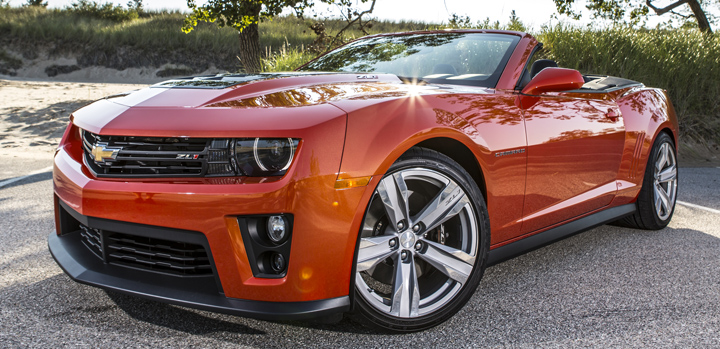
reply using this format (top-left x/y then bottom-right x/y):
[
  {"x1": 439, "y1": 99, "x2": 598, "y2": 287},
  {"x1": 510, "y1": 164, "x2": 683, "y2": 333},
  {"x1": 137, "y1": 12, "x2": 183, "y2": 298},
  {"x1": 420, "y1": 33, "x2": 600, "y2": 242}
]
[{"x1": 1, "y1": 152, "x2": 719, "y2": 348}]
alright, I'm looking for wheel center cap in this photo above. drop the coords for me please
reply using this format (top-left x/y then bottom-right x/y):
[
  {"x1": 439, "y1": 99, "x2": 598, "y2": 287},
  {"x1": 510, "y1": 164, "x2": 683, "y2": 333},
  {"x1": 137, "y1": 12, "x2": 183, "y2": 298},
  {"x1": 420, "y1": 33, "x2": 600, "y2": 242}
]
[{"x1": 399, "y1": 231, "x2": 416, "y2": 249}]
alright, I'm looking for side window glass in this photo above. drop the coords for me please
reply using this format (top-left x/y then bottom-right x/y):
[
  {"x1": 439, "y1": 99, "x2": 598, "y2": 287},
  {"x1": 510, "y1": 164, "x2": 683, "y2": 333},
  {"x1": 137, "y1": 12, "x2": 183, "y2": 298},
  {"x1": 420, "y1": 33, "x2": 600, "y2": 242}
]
[{"x1": 517, "y1": 48, "x2": 542, "y2": 89}]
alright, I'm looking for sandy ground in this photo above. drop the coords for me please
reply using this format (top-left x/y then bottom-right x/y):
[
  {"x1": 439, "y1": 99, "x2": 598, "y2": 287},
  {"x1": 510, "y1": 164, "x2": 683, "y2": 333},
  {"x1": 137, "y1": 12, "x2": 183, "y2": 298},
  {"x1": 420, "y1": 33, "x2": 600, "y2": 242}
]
[{"x1": 0, "y1": 79, "x2": 149, "y2": 158}]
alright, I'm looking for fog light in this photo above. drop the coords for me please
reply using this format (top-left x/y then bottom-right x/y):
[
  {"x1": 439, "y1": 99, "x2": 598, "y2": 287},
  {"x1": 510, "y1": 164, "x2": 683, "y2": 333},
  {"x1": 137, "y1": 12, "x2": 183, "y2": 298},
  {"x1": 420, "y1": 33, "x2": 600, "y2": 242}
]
[
  {"x1": 267, "y1": 215, "x2": 287, "y2": 243},
  {"x1": 270, "y1": 253, "x2": 286, "y2": 273}
]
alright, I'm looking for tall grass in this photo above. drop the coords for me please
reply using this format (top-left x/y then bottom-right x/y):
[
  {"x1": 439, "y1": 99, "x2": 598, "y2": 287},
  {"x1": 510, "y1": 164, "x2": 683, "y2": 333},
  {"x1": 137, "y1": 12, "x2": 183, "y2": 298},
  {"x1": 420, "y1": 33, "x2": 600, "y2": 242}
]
[
  {"x1": 262, "y1": 46, "x2": 316, "y2": 72},
  {"x1": 0, "y1": 6, "x2": 431, "y2": 71},
  {"x1": 538, "y1": 26, "x2": 720, "y2": 142},
  {"x1": 0, "y1": 7, "x2": 240, "y2": 70},
  {"x1": 259, "y1": 16, "x2": 431, "y2": 54}
]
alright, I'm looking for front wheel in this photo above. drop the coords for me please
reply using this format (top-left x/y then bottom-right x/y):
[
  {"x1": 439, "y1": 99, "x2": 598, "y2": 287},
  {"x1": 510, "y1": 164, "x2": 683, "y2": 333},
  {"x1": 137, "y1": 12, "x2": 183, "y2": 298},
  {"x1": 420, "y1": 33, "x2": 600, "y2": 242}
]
[{"x1": 351, "y1": 148, "x2": 489, "y2": 332}]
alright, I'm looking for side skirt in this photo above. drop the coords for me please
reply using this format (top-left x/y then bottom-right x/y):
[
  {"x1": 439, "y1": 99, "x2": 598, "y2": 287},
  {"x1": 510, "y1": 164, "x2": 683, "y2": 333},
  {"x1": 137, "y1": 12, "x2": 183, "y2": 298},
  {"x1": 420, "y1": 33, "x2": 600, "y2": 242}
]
[{"x1": 487, "y1": 203, "x2": 637, "y2": 266}]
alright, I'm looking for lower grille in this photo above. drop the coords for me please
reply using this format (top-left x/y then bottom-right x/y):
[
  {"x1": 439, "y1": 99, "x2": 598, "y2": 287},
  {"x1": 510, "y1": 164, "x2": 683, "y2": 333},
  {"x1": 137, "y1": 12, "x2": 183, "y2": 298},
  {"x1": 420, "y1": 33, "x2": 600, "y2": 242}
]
[
  {"x1": 79, "y1": 225, "x2": 103, "y2": 259},
  {"x1": 106, "y1": 233, "x2": 212, "y2": 276},
  {"x1": 77, "y1": 223, "x2": 213, "y2": 277}
]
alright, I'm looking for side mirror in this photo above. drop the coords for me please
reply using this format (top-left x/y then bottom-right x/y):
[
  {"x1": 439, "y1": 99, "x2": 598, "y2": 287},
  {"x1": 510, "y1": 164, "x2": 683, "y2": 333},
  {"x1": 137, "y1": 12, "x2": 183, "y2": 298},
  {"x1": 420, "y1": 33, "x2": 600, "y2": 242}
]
[{"x1": 521, "y1": 67, "x2": 584, "y2": 95}]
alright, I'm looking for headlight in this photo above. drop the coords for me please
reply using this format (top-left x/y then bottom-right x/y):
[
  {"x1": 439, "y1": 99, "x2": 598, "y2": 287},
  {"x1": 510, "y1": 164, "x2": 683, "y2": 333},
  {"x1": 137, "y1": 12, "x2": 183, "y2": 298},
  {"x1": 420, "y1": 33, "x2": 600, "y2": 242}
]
[{"x1": 235, "y1": 138, "x2": 300, "y2": 176}]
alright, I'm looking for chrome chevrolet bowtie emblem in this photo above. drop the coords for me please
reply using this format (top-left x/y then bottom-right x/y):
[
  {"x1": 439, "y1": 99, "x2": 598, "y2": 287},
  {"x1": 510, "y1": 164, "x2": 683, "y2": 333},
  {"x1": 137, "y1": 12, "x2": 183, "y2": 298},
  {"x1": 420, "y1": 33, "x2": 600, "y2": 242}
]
[{"x1": 91, "y1": 142, "x2": 121, "y2": 163}]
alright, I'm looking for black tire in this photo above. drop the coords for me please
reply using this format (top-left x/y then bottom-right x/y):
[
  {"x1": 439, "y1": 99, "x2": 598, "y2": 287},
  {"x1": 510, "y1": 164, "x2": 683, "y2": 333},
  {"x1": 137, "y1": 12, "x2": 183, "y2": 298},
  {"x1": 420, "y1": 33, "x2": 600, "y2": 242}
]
[
  {"x1": 616, "y1": 132, "x2": 678, "y2": 230},
  {"x1": 350, "y1": 147, "x2": 490, "y2": 332}
]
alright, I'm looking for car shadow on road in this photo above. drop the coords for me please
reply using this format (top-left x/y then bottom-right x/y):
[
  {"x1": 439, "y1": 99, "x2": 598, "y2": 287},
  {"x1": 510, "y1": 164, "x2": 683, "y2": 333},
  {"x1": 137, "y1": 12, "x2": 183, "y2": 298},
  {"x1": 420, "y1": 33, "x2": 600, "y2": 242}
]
[{"x1": 104, "y1": 291, "x2": 267, "y2": 335}]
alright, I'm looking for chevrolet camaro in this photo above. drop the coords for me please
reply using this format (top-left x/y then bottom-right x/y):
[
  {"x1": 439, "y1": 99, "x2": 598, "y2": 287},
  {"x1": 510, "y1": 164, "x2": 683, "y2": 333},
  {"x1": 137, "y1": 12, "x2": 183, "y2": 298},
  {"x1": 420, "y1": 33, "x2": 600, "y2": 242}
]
[{"x1": 49, "y1": 30, "x2": 679, "y2": 332}]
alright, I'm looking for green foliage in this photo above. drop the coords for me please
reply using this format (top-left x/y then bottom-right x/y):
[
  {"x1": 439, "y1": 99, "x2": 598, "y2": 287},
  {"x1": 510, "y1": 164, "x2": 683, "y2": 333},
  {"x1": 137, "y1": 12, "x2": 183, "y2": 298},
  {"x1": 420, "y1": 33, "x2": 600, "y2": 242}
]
[
  {"x1": 552, "y1": 0, "x2": 717, "y2": 32},
  {"x1": 0, "y1": 7, "x2": 425, "y2": 57},
  {"x1": 260, "y1": 15, "x2": 430, "y2": 54},
  {"x1": 181, "y1": 0, "x2": 375, "y2": 72},
  {"x1": 447, "y1": 14, "x2": 474, "y2": 29},
  {"x1": 67, "y1": 0, "x2": 139, "y2": 22},
  {"x1": 445, "y1": 10, "x2": 527, "y2": 32},
  {"x1": 538, "y1": 25, "x2": 720, "y2": 141},
  {"x1": 25, "y1": 0, "x2": 48, "y2": 7},
  {"x1": 507, "y1": 10, "x2": 528, "y2": 32},
  {"x1": 0, "y1": 7, "x2": 428, "y2": 73},
  {"x1": 126, "y1": 0, "x2": 142, "y2": 13},
  {"x1": 182, "y1": 0, "x2": 372, "y2": 34},
  {"x1": 262, "y1": 46, "x2": 316, "y2": 71},
  {"x1": 554, "y1": 0, "x2": 649, "y2": 24}
]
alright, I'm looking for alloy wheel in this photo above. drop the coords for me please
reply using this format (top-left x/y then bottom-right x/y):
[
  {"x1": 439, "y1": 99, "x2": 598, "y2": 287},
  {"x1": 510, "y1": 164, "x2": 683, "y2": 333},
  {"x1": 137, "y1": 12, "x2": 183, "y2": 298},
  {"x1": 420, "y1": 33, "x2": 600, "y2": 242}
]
[
  {"x1": 355, "y1": 168, "x2": 479, "y2": 318},
  {"x1": 653, "y1": 142, "x2": 677, "y2": 221}
]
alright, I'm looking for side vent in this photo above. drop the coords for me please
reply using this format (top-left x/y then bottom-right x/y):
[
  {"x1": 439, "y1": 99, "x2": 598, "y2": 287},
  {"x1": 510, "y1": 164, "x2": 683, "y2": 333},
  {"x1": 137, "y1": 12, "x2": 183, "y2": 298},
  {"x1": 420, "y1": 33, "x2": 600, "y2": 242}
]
[{"x1": 630, "y1": 132, "x2": 646, "y2": 179}]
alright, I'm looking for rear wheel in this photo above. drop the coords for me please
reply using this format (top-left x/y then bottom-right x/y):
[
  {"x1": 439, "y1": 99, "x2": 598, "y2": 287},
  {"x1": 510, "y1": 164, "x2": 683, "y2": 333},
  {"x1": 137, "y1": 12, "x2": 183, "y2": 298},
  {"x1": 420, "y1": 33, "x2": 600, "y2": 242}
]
[
  {"x1": 618, "y1": 132, "x2": 678, "y2": 229},
  {"x1": 351, "y1": 148, "x2": 489, "y2": 332}
]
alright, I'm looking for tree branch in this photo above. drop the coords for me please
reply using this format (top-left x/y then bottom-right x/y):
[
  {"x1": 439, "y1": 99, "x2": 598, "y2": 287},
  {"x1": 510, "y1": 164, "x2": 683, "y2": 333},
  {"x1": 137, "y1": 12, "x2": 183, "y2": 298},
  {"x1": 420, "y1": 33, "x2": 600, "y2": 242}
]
[
  {"x1": 670, "y1": 10, "x2": 692, "y2": 19},
  {"x1": 645, "y1": 0, "x2": 688, "y2": 16},
  {"x1": 327, "y1": 0, "x2": 377, "y2": 50}
]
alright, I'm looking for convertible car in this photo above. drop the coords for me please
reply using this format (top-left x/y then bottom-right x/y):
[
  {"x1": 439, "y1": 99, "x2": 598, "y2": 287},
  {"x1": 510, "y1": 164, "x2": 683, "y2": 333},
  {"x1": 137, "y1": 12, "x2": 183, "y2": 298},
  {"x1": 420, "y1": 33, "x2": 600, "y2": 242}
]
[{"x1": 50, "y1": 30, "x2": 679, "y2": 332}]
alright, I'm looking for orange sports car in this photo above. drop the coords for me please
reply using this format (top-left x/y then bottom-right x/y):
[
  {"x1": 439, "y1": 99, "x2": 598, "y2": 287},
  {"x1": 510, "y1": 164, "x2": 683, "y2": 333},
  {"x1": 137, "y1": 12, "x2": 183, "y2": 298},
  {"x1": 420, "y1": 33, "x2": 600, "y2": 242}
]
[{"x1": 50, "y1": 30, "x2": 679, "y2": 332}]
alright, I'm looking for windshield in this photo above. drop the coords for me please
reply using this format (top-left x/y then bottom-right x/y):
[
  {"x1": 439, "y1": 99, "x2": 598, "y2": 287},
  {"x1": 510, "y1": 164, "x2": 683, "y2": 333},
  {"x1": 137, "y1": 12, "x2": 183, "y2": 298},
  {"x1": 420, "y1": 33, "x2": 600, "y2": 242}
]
[{"x1": 299, "y1": 32, "x2": 520, "y2": 88}]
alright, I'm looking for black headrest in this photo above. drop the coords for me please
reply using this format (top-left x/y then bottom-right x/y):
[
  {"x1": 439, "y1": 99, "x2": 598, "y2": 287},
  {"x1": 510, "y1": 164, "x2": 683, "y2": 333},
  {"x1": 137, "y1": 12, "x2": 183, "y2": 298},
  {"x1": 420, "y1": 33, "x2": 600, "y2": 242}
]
[
  {"x1": 530, "y1": 59, "x2": 558, "y2": 78},
  {"x1": 432, "y1": 64, "x2": 458, "y2": 75}
]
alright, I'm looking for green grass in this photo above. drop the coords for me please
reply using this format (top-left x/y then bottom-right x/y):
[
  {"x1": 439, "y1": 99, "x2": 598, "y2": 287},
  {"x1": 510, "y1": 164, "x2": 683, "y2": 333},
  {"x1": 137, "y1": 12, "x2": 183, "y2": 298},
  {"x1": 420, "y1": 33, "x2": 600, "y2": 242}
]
[
  {"x1": 0, "y1": 6, "x2": 431, "y2": 71},
  {"x1": 0, "y1": 6, "x2": 718, "y2": 142},
  {"x1": 262, "y1": 47, "x2": 316, "y2": 72}
]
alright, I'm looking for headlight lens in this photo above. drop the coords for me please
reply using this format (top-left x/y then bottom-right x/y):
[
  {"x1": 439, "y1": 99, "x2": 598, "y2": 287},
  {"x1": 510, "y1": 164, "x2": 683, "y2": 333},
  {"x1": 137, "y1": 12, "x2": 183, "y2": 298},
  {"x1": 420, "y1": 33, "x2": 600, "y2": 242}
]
[{"x1": 235, "y1": 138, "x2": 300, "y2": 176}]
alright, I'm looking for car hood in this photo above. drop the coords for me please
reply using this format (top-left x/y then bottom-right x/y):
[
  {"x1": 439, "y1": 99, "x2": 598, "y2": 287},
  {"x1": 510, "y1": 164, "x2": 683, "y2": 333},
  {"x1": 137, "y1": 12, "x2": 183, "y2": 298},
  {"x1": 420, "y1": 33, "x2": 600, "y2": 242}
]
[
  {"x1": 71, "y1": 72, "x2": 471, "y2": 137},
  {"x1": 104, "y1": 72, "x2": 442, "y2": 108}
]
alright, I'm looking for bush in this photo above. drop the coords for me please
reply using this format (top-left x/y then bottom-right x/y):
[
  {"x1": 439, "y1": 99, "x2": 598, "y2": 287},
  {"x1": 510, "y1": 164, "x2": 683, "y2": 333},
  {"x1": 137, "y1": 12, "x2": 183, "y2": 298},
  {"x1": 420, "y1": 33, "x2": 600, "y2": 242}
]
[
  {"x1": 25, "y1": 0, "x2": 47, "y2": 7},
  {"x1": 262, "y1": 47, "x2": 316, "y2": 72},
  {"x1": 67, "y1": 0, "x2": 138, "y2": 22}
]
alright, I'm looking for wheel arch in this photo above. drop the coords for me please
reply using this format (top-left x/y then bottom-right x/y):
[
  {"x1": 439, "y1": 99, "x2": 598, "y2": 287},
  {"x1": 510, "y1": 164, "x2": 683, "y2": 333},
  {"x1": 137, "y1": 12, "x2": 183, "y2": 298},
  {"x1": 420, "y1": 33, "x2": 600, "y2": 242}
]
[
  {"x1": 659, "y1": 127, "x2": 677, "y2": 147},
  {"x1": 413, "y1": 137, "x2": 487, "y2": 204}
]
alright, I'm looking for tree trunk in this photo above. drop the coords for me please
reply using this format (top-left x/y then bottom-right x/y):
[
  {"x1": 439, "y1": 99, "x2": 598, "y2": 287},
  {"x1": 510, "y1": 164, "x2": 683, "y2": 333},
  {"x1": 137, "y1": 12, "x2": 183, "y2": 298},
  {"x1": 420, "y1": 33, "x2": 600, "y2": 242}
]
[
  {"x1": 686, "y1": 0, "x2": 712, "y2": 33},
  {"x1": 238, "y1": 22, "x2": 262, "y2": 73}
]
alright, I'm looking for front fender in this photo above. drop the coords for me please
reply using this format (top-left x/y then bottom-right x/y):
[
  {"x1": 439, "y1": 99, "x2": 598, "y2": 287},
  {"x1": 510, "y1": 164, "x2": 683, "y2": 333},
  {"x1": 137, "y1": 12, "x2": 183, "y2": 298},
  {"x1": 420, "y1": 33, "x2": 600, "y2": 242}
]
[
  {"x1": 332, "y1": 92, "x2": 528, "y2": 244},
  {"x1": 337, "y1": 99, "x2": 486, "y2": 179}
]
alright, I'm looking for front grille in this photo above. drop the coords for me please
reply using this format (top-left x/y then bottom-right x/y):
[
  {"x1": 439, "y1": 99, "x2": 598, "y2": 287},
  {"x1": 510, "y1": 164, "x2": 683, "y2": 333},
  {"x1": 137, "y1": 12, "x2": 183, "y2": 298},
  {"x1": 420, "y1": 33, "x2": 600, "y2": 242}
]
[
  {"x1": 82, "y1": 130, "x2": 234, "y2": 178},
  {"x1": 77, "y1": 223, "x2": 213, "y2": 277}
]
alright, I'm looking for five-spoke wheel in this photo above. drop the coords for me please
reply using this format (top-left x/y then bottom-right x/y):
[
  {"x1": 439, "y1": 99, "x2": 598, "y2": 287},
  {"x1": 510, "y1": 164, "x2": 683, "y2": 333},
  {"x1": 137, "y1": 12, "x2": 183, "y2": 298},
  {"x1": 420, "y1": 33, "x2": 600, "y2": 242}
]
[
  {"x1": 352, "y1": 148, "x2": 488, "y2": 332},
  {"x1": 652, "y1": 141, "x2": 677, "y2": 221}
]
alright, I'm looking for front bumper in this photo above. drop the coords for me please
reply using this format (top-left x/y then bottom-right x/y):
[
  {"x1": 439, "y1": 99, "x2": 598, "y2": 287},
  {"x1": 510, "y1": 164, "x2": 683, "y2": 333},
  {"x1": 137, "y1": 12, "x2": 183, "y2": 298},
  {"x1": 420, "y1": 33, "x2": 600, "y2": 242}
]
[
  {"x1": 48, "y1": 217, "x2": 350, "y2": 320},
  {"x1": 51, "y1": 114, "x2": 375, "y2": 316}
]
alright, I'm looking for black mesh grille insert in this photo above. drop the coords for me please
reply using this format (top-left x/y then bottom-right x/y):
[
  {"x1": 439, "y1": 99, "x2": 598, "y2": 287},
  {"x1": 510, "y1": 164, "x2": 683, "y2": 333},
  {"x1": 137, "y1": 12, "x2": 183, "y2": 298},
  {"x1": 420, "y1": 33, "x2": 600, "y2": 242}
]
[
  {"x1": 76, "y1": 223, "x2": 213, "y2": 277},
  {"x1": 81, "y1": 130, "x2": 235, "y2": 178},
  {"x1": 79, "y1": 225, "x2": 103, "y2": 259},
  {"x1": 106, "y1": 233, "x2": 212, "y2": 276}
]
